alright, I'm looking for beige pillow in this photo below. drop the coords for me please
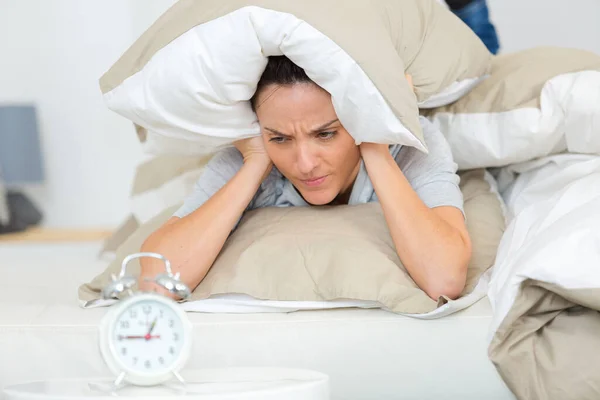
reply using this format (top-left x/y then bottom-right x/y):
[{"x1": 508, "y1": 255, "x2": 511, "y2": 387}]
[
  {"x1": 100, "y1": 0, "x2": 490, "y2": 155},
  {"x1": 424, "y1": 46, "x2": 600, "y2": 169},
  {"x1": 81, "y1": 169, "x2": 505, "y2": 314}
]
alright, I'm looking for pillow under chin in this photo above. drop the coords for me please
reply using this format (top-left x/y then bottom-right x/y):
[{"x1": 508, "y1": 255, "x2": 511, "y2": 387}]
[
  {"x1": 100, "y1": 0, "x2": 491, "y2": 156},
  {"x1": 79, "y1": 169, "x2": 505, "y2": 315}
]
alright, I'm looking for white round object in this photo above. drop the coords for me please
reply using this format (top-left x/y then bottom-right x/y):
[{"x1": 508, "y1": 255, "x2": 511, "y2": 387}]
[
  {"x1": 98, "y1": 293, "x2": 193, "y2": 386},
  {"x1": 2, "y1": 368, "x2": 330, "y2": 400}
]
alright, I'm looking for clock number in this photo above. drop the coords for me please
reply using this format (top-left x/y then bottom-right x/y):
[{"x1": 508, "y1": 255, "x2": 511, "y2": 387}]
[
  {"x1": 145, "y1": 360, "x2": 151, "y2": 368},
  {"x1": 159, "y1": 309, "x2": 164, "y2": 318},
  {"x1": 159, "y1": 357, "x2": 165, "y2": 365},
  {"x1": 169, "y1": 319, "x2": 174, "y2": 328},
  {"x1": 173, "y1": 333, "x2": 179, "y2": 342},
  {"x1": 120, "y1": 321, "x2": 129, "y2": 329},
  {"x1": 121, "y1": 348, "x2": 127, "y2": 355},
  {"x1": 169, "y1": 347, "x2": 175, "y2": 355},
  {"x1": 133, "y1": 357, "x2": 138, "y2": 365},
  {"x1": 142, "y1": 305, "x2": 152, "y2": 315},
  {"x1": 129, "y1": 309, "x2": 137, "y2": 319}
]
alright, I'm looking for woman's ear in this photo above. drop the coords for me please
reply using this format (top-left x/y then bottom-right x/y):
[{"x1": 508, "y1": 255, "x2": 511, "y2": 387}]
[{"x1": 405, "y1": 73, "x2": 414, "y2": 92}]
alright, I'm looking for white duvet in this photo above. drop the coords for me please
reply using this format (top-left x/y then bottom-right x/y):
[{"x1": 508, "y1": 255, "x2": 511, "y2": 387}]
[
  {"x1": 431, "y1": 71, "x2": 600, "y2": 170},
  {"x1": 487, "y1": 154, "x2": 600, "y2": 340}
]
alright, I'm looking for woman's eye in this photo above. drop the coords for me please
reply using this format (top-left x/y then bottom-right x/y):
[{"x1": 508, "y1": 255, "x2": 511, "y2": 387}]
[
  {"x1": 269, "y1": 137, "x2": 288, "y2": 144},
  {"x1": 318, "y1": 131, "x2": 336, "y2": 140}
]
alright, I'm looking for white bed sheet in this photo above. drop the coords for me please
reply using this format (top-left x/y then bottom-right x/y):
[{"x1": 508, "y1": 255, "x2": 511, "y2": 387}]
[{"x1": 0, "y1": 242, "x2": 513, "y2": 400}]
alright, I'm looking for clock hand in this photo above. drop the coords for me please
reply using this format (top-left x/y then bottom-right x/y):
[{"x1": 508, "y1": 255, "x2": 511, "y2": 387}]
[
  {"x1": 148, "y1": 317, "x2": 158, "y2": 335},
  {"x1": 119, "y1": 335, "x2": 161, "y2": 340},
  {"x1": 139, "y1": 317, "x2": 159, "y2": 341}
]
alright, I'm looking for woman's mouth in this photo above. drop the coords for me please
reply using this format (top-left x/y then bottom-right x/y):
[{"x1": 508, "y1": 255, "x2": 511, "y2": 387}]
[{"x1": 302, "y1": 175, "x2": 328, "y2": 187}]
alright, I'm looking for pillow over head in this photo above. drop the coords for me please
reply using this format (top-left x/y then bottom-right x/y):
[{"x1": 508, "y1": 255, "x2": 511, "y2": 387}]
[
  {"x1": 80, "y1": 169, "x2": 506, "y2": 315},
  {"x1": 424, "y1": 46, "x2": 600, "y2": 169},
  {"x1": 100, "y1": 0, "x2": 491, "y2": 155}
]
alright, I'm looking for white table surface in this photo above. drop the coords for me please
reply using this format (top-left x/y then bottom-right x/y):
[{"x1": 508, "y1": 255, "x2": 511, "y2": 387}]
[{"x1": 2, "y1": 368, "x2": 330, "y2": 400}]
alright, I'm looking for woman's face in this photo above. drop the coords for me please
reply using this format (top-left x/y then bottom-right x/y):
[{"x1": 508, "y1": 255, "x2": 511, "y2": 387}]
[{"x1": 255, "y1": 83, "x2": 361, "y2": 205}]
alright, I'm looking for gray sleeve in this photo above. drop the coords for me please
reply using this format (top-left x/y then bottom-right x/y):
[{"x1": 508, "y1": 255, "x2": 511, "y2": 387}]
[
  {"x1": 172, "y1": 147, "x2": 245, "y2": 218},
  {"x1": 396, "y1": 117, "x2": 465, "y2": 217}
]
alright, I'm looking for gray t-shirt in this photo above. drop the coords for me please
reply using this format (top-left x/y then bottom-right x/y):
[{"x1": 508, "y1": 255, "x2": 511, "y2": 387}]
[{"x1": 174, "y1": 117, "x2": 464, "y2": 220}]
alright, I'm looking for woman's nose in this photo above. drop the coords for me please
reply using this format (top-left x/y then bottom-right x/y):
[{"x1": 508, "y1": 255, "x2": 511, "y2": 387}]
[{"x1": 296, "y1": 145, "x2": 319, "y2": 175}]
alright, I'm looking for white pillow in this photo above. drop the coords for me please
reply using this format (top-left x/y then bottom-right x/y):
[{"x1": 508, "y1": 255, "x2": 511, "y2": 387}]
[{"x1": 103, "y1": 6, "x2": 426, "y2": 155}]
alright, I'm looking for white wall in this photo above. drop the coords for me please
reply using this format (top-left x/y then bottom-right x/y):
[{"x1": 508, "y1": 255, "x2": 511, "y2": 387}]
[
  {"x1": 0, "y1": 0, "x2": 174, "y2": 229},
  {"x1": 0, "y1": 0, "x2": 597, "y2": 229},
  {"x1": 488, "y1": 0, "x2": 600, "y2": 55},
  {"x1": 130, "y1": 0, "x2": 177, "y2": 37}
]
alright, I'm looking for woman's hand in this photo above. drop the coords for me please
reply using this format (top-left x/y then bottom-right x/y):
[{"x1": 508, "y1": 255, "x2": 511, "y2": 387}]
[
  {"x1": 359, "y1": 142, "x2": 390, "y2": 159},
  {"x1": 234, "y1": 136, "x2": 273, "y2": 180},
  {"x1": 234, "y1": 136, "x2": 270, "y2": 163}
]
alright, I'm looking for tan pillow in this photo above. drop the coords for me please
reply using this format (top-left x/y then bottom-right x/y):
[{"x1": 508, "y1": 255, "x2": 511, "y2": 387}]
[
  {"x1": 424, "y1": 46, "x2": 600, "y2": 169},
  {"x1": 80, "y1": 169, "x2": 505, "y2": 315},
  {"x1": 100, "y1": 0, "x2": 490, "y2": 155}
]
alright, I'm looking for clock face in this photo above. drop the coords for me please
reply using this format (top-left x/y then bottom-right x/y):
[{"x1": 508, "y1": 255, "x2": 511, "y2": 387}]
[{"x1": 111, "y1": 299, "x2": 185, "y2": 374}]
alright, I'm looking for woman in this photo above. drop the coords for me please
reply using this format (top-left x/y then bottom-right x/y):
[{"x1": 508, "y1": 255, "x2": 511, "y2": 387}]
[{"x1": 140, "y1": 56, "x2": 472, "y2": 300}]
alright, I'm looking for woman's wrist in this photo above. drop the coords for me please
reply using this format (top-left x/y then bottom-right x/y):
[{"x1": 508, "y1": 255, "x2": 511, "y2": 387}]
[
  {"x1": 360, "y1": 143, "x2": 395, "y2": 170},
  {"x1": 242, "y1": 156, "x2": 273, "y2": 181}
]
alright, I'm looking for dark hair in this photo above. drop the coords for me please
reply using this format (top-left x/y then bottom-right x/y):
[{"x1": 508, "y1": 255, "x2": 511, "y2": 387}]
[{"x1": 250, "y1": 56, "x2": 312, "y2": 111}]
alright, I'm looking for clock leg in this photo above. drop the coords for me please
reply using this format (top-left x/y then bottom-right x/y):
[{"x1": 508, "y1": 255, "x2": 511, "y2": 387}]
[
  {"x1": 167, "y1": 371, "x2": 188, "y2": 395},
  {"x1": 113, "y1": 371, "x2": 127, "y2": 388},
  {"x1": 173, "y1": 370, "x2": 186, "y2": 385},
  {"x1": 87, "y1": 372, "x2": 126, "y2": 396}
]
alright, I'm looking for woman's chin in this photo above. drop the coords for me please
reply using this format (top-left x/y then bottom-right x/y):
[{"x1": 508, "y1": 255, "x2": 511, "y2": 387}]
[{"x1": 299, "y1": 189, "x2": 338, "y2": 206}]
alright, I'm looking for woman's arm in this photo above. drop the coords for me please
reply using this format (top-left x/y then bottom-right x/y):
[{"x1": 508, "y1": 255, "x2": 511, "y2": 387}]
[
  {"x1": 360, "y1": 143, "x2": 472, "y2": 300},
  {"x1": 139, "y1": 137, "x2": 271, "y2": 296}
]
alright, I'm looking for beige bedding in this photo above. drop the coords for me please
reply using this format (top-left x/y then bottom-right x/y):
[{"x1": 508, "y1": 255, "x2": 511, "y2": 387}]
[{"x1": 489, "y1": 281, "x2": 600, "y2": 400}]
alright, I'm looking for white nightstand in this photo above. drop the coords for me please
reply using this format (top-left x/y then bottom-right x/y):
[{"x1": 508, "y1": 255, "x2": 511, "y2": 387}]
[{"x1": 2, "y1": 368, "x2": 330, "y2": 400}]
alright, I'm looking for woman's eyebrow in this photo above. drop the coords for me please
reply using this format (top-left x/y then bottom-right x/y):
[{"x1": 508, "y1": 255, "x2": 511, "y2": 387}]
[
  {"x1": 311, "y1": 119, "x2": 339, "y2": 133},
  {"x1": 264, "y1": 127, "x2": 292, "y2": 137},
  {"x1": 264, "y1": 119, "x2": 339, "y2": 137}
]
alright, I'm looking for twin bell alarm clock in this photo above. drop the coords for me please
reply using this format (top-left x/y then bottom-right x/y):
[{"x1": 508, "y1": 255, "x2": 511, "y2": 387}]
[{"x1": 98, "y1": 252, "x2": 193, "y2": 388}]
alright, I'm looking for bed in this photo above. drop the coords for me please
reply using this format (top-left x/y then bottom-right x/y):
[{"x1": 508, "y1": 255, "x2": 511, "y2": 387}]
[
  {"x1": 0, "y1": 241, "x2": 514, "y2": 399},
  {"x1": 4, "y1": 2, "x2": 600, "y2": 398}
]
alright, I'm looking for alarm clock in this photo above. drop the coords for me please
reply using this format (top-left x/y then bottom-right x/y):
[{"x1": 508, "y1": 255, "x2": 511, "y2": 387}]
[{"x1": 98, "y1": 252, "x2": 193, "y2": 388}]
